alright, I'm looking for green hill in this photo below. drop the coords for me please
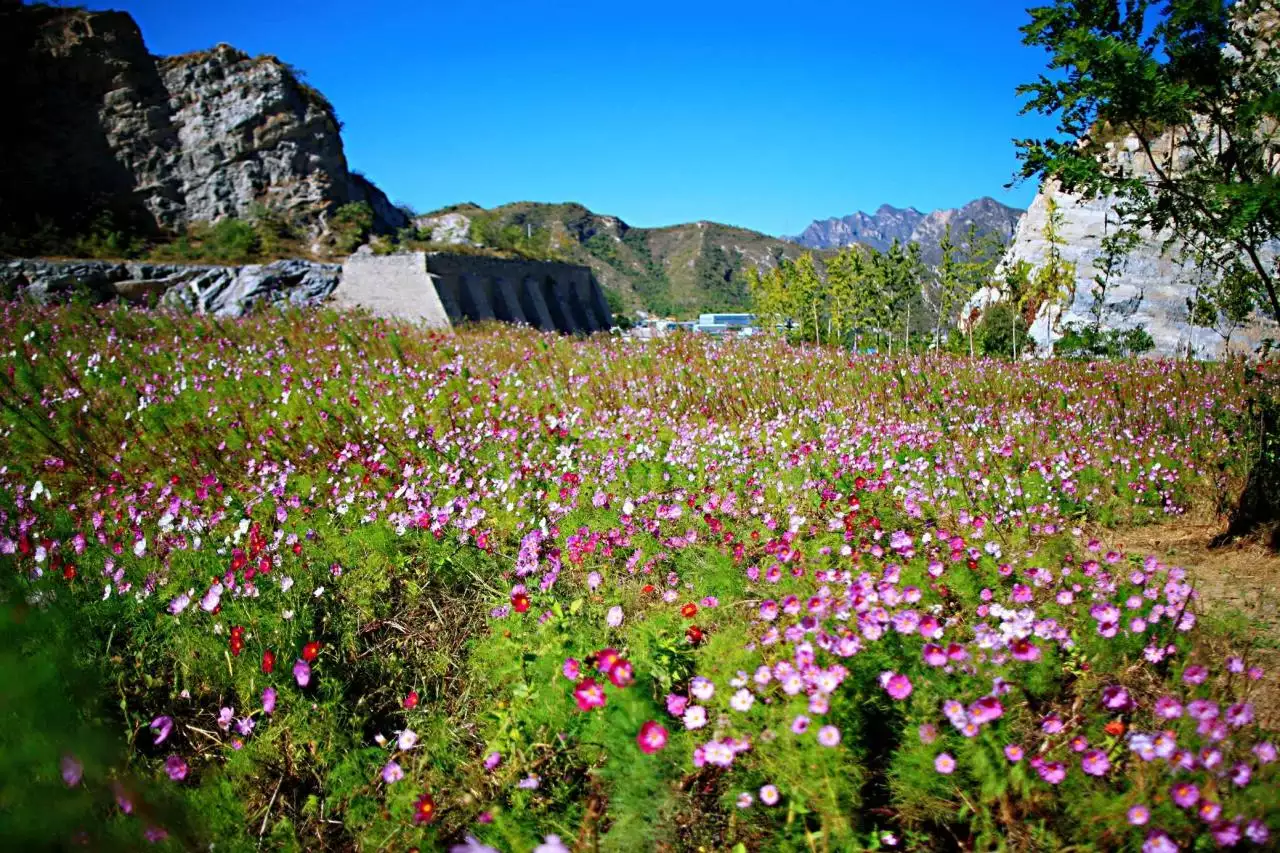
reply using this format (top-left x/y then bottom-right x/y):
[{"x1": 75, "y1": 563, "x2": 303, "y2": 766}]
[{"x1": 415, "y1": 201, "x2": 818, "y2": 318}]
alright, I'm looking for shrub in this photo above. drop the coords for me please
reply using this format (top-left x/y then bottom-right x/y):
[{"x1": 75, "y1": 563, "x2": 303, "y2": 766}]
[{"x1": 976, "y1": 302, "x2": 1032, "y2": 358}]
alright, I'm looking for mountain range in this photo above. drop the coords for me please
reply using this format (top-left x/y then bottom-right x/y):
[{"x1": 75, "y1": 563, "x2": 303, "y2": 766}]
[
  {"x1": 790, "y1": 197, "x2": 1024, "y2": 265},
  {"x1": 414, "y1": 197, "x2": 1025, "y2": 317}
]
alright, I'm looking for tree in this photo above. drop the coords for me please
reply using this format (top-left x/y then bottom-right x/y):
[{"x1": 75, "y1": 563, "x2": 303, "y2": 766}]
[
  {"x1": 1028, "y1": 197, "x2": 1078, "y2": 352},
  {"x1": 1016, "y1": 0, "x2": 1280, "y2": 324},
  {"x1": 1187, "y1": 258, "x2": 1259, "y2": 354}
]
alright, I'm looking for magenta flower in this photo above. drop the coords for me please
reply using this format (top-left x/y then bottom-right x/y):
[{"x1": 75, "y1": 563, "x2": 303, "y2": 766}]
[
  {"x1": 1101, "y1": 685, "x2": 1133, "y2": 711},
  {"x1": 381, "y1": 760, "x2": 404, "y2": 784},
  {"x1": 1170, "y1": 781, "x2": 1200, "y2": 809},
  {"x1": 1036, "y1": 761, "x2": 1066, "y2": 784},
  {"x1": 150, "y1": 715, "x2": 174, "y2": 745},
  {"x1": 217, "y1": 707, "x2": 234, "y2": 731},
  {"x1": 1004, "y1": 744, "x2": 1024, "y2": 762},
  {"x1": 1080, "y1": 749, "x2": 1110, "y2": 776},
  {"x1": 1127, "y1": 804, "x2": 1150, "y2": 825},
  {"x1": 1153, "y1": 695, "x2": 1183, "y2": 719},
  {"x1": 293, "y1": 659, "x2": 311, "y2": 687},
  {"x1": 562, "y1": 658, "x2": 580, "y2": 680},
  {"x1": 922, "y1": 644, "x2": 947, "y2": 666},
  {"x1": 879, "y1": 671, "x2": 913, "y2": 700},
  {"x1": 164, "y1": 755, "x2": 188, "y2": 781},
  {"x1": 665, "y1": 693, "x2": 688, "y2": 716},
  {"x1": 1211, "y1": 822, "x2": 1242, "y2": 847},
  {"x1": 262, "y1": 687, "x2": 277, "y2": 715},
  {"x1": 484, "y1": 751, "x2": 503, "y2": 771},
  {"x1": 934, "y1": 752, "x2": 956, "y2": 774},
  {"x1": 573, "y1": 678, "x2": 606, "y2": 712},
  {"x1": 636, "y1": 721, "x2": 668, "y2": 754},
  {"x1": 1182, "y1": 665, "x2": 1208, "y2": 685},
  {"x1": 1142, "y1": 831, "x2": 1177, "y2": 853}
]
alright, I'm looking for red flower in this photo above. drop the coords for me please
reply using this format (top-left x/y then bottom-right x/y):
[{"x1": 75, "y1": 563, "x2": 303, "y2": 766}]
[
  {"x1": 511, "y1": 591, "x2": 530, "y2": 614},
  {"x1": 680, "y1": 602, "x2": 698, "y2": 619},
  {"x1": 686, "y1": 625, "x2": 704, "y2": 645},
  {"x1": 642, "y1": 584, "x2": 655, "y2": 594},
  {"x1": 302, "y1": 641, "x2": 321, "y2": 662},
  {"x1": 412, "y1": 792, "x2": 437, "y2": 825},
  {"x1": 230, "y1": 634, "x2": 245, "y2": 657},
  {"x1": 404, "y1": 690, "x2": 419, "y2": 710},
  {"x1": 1104, "y1": 720, "x2": 1126, "y2": 736},
  {"x1": 261, "y1": 649, "x2": 275, "y2": 674}
]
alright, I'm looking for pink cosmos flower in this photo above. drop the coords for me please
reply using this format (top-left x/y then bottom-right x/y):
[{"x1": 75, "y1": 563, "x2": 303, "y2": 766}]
[
  {"x1": 562, "y1": 658, "x2": 581, "y2": 680},
  {"x1": 1080, "y1": 750, "x2": 1110, "y2": 776},
  {"x1": 1036, "y1": 761, "x2": 1066, "y2": 784},
  {"x1": 1142, "y1": 831, "x2": 1177, "y2": 853},
  {"x1": 164, "y1": 755, "x2": 188, "y2": 781},
  {"x1": 791, "y1": 715, "x2": 810, "y2": 735},
  {"x1": 922, "y1": 644, "x2": 947, "y2": 666},
  {"x1": 150, "y1": 715, "x2": 174, "y2": 745},
  {"x1": 759, "y1": 784, "x2": 779, "y2": 805},
  {"x1": 637, "y1": 721, "x2": 668, "y2": 754},
  {"x1": 1101, "y1": 685, "x2": 1133, "y2": 711},
  {"x1": 934, "y1": 752, "x2": 956, "y2": 774},
  {"x1": 666, "y1": 693, "x2": 688, "y2": 717},
  {"x1": 293, "y1": 659, "x2": 311, "y2": 687},
  {"x1": 484, "y1": 751, "x2": 503, "y2": 771},
  {"x1": 263, "y1": 687, "x2": 277, "y2": 715},
  {"x1": 1004, "y1": 744, "x2": 1024, "y2": 762},
  {"x1": 381, "y1": 760, "x2": 404, "y2": 784},
  {"x1": 1182, "y1": 665, "x2": 1208, "y2": 685},
  {"x1": 574, "y1": 678, "x2": 606, "y2": 712},
  {"x1": 918, "y1": 723, "x2": 938, "y2": 744},
  {"x1": 817, "y1": 725, "x2": 841, "y2": 747},
  {"x1": 1127, "y1": 805, "x2": 1150, "y2": 825},
  {"x1": 1170, "y1": 781, "x2": 1199, "y2": 808},
  {"x1": 879, "y1": 671, "x2": 912, "y2": 700}
]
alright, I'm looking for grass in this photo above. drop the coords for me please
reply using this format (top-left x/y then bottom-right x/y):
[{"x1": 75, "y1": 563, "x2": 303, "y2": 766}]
[{"x1": 0, "y1": 303, "x2": 1277, "y2": 851}]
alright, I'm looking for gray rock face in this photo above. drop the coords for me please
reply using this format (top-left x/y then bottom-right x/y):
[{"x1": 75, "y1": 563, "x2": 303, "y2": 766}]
[
  {"x1": 0, "y1": 5, "x2": 405, "y2": 241},
  {"x1": 791, "y1": 198, "x2": 1024, "y2": 265},
  {"x1": 0, "y1": 257, "x2": 340, "y2": 317},
  {"x1": 980, "y1": 173, "x2": 1278, "y2": 359}
]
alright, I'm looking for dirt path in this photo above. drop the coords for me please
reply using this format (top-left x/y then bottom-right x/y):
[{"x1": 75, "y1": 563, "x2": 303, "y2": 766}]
[{"x1": 1098, "y1": 516, "x2": 1280, "y2": 727}]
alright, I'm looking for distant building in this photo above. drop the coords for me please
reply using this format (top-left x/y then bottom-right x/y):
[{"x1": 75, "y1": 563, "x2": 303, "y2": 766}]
[{"x1": 692, "y1": 313, "x2": 757, "y2": 336}]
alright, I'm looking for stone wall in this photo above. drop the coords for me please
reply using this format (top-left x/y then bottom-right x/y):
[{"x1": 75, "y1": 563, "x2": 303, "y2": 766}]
[
  {"x1": 333, "y1": 252, "x2": 449, "y2": 329},
  {"x1": 334, "y1": 251, "x2": 612, "y2": 333},
  {"x1": 422, "y1": 254, "x2": 613, "y2": 333}
]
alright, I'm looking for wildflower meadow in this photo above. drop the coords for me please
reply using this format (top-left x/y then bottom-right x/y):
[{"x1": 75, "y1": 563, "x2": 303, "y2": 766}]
[{"x1": 1, "y1": 302, "x2": 1277, "y2": 852}]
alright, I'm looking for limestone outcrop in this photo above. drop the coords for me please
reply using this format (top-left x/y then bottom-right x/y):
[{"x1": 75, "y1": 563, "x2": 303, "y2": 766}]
[
  {"x1": 973, "y1": 136, "x2": 1278, "y2": 359},
  {"x1": 0, "y1": 4, "x2": 405, "y2": 245},
  {"x1": 0, "y1": 257, "x2": 340, "y2": 317}
]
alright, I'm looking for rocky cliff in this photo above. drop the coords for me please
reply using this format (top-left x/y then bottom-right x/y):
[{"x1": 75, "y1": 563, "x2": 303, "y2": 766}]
[
  {"x1": 0, "y1": 3, "x2": 405, "y2": 249},
  {"x1": 976, "y1": 135, "x2": 1278, "y2": 359}
]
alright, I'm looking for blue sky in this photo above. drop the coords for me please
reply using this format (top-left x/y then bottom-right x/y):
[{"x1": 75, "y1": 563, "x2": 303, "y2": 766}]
[{"x1": 80, "y1": 0, "x2": 1060, "y2": 236}]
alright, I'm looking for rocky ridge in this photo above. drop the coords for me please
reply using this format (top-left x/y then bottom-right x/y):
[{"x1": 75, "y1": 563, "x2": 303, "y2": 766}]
[{"x1": 791, "y1": 197, "x2": 1024, "y2": 265}]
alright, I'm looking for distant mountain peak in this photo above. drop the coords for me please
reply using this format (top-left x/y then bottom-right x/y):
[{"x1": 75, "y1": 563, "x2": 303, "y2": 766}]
[{"x1": 790, "y1": 197, "x2": 1024, "y2": 264}]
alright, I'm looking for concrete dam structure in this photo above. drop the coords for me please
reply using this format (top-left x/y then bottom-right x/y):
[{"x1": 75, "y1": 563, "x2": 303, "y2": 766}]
[{"x1": 336, "y1": 251, "x2": 613, "y2": 333}]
